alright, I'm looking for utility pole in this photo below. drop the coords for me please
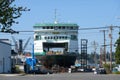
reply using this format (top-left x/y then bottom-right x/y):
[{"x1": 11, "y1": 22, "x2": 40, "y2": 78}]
[
  {"x1": 109, "y1": 25, "x2": 113, "y2": 73},
  {"x1": 100, "y1": 47, "x2": 103, "y2": 67},
  {"x1": 100, "y1": 30, "x2": 108, "y2": 64},
  {"x1": 91, "y1": 41, "x2": 98, "y2": 68},
  {"x1": 117, "y1": 17, "x2": 120, "y2": 37}
]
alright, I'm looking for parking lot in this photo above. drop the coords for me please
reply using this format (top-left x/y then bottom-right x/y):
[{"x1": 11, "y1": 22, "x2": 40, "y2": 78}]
[{"x1": 0, "y1": 72, "x2": 120, "y2": 80}]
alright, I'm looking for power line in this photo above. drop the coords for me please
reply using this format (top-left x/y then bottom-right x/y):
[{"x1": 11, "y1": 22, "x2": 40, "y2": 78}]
[
  {"x1": 79, "y1": 26, "x2": 109, "y2": 30},
  {"x1": 16, "y1": 26, "x2": 120, "y2": 32}
]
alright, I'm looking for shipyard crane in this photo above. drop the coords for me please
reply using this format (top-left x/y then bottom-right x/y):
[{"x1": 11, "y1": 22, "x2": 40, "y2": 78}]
[
  {"x1": 11, "y1": 36, "x2": 18, "y2": 53},
  {"x1": 22, "y1": 37, "x2": 31, "y2": 53},
  {"x1": 11, "y1": 36, "x2": 31, "y2": 54}
]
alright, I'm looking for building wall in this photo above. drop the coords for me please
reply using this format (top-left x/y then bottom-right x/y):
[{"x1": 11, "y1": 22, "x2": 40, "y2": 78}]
[{"x1": 0, "y1": 41, "x2": 11, "y2": 73}]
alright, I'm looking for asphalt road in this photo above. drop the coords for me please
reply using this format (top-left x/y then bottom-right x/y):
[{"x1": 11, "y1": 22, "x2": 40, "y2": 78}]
[{"x1": 0, "y1": 73, "x2": 120, "y2": 80}]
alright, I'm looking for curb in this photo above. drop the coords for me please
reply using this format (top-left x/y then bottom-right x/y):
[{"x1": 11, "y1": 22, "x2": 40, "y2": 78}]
[{"x1": 0, "y1": 73, "x2": 26, "y2": 76}]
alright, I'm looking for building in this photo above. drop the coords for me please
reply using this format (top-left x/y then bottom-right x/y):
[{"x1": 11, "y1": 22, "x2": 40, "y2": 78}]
[{"x1": 0, "y1": 39, "x2": 11, "y2": 73}]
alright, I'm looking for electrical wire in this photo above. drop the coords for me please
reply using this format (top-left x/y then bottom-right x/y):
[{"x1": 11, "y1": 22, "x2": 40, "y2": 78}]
[{"x1": 16, "y1": 26, "x2": 120, "y2": 32}]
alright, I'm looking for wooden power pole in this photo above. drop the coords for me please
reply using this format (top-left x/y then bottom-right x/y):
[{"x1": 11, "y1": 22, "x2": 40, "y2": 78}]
[
  {"x1": 100, "y1": 30, "x2": 108, "y2": 64},
  {"x1": 109, "y1": 26, "x2": 113, "y2": 73},
  {"x1": 91, "y1": 41, "x2": 98, "y2": 68}
]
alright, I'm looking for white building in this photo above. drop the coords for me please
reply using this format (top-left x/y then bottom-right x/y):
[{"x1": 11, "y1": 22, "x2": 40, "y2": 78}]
[{"x1": 0, "y1": 39, "x2": 11, "y2": 73}]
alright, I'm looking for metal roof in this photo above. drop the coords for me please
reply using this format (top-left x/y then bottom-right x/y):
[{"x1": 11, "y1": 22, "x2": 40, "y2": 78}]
[
  {"x1": 0, "y1": 39, "x2": 11, "y2": 45},
  {"x1": 33, "y1": 23, "x2": 79, "y2": 27}
]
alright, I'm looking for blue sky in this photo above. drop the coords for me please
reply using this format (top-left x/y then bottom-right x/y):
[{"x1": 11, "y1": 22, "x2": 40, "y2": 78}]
[
  {"x1": 13, "y1": 0, "x2": 120, "y2": 29},
  {"x1": 1, "y1": 0, "x2": 120, "y2": 53},
  {"x1": 13, "y1": 0, "x2": 120, "y2": 30}
]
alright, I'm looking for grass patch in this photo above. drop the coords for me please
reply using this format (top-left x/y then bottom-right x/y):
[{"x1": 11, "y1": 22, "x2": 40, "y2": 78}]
[{"x1": 113, "y1": 71, "x2": 120, "y2": 74}]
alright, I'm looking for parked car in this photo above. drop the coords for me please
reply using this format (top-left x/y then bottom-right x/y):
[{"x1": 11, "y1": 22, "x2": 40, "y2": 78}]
[
  {"x1": 28, "y1": 65, "x2": 53, "y2": 74},
  {"x1": 28, "y1": 69, "x2": 53, "y2": 74},
  {"x1": 94, "y1": 68, "x2": 106, "y2": 74}
]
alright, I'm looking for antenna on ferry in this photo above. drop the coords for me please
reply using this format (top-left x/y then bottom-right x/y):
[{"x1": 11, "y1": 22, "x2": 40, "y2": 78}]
[{"x1": 54, "y1": 9, "x2": 58, "y2": 24}]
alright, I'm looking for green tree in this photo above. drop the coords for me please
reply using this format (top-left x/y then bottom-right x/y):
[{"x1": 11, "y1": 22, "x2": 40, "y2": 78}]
[
  {"x1": 115, "y1": 33, "x2": 120, "y2": 64},
  {"x1": 0, "y1": 0, "x2": 29, "y2": 34}
]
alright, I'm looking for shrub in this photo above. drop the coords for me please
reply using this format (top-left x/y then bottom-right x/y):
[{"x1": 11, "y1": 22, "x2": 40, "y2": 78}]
[
  {"x1": 103, "y1": 64, "x2": 115, "y2": 74},
  {"x1": 103, "y1": 64, "x2": 110, "y2": 73},
  {"x1": 114, "y1": 71, "x2": 120, "y2": 74}
]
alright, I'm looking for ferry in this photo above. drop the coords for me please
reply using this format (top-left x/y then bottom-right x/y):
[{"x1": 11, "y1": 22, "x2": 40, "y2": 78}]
[{"x1": 33, "y1": 22, "x2": 79, "y2": 68}]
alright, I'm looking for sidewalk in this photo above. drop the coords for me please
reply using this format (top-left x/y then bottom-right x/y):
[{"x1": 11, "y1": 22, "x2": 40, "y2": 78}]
[{"x1": 0, "y1": 73, "x2": 26, "y2": 76}]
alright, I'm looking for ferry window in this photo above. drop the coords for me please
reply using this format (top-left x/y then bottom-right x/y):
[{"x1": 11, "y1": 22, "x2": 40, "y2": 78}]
[
  {"x1": 62, "y1": 26, "x2": 65, "y2": 29},
  {"x1": 62, "y1": 36, "x2": 64, "y2": 39},
  {"x1": 76, "y1": 26, "x2": 78, "y2": 29},
  {"x1": 47, "y1": 26, "x2": 49, "y2": 29},
  {"x1": 54, "y1": 26, "x2": 58, "y2": 30},
  {"x1": 50, "y1": 36, "x2": 52, "y2": 39},
  {"x1": 39, "y1": 35, "x2": 41, "y2": 40},
  {"x1": 43, "y1": 27, "x2": 45, "y2": 29},
  {"x1": 54, "y1": 36, "x2": 56, "y2": 39},
  {"x1": 58, "y1": 26, "x2": 61, "y2": 29},
  {"x1": 51, "y1": 36, "x2": 53, "y2": 39},
  {"x1": 35, "y1": 35, "x2": 39, "y2": 40},
  {"x1": 67, "y1": 26, "x2": 69, "y2": 29},
  {"x1": 65, "y1": 36, "x2": 67, "y2": 39},
  {"x1": 73, "y1": 26, "x2": 77, "y2": 30},
  {"x1": 35, "y1": 35, "x2": 41, "y2": 40},
  {"x1": 71, "y1": 35, "x2": 77, "y2": 40},
  {"x1": 45, "y1": 37, "x2": 47, "y2": 39},
  {"x1": 51, "y1": 26, "x2": 53, "y2": 29},
  {"x1": 48, "y1": 36, "x2": 50, "y2": 39},
  {"x1": 56, "y1": 36, "x2": 58, "y2": 39},
  {"x1": 73, "y1": 27, "x2": 75, "y2": 30},
  {"x1": 59, "y1": 36, "x2": 61, "y2": 39},
  {"x1": 70, "y1": 27, "x2": 73, "y2": 29}
]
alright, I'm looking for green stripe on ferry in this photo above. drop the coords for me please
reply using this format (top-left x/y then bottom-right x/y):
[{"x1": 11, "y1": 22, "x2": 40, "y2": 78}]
[
  {"x1": 34, "y1": 52, "x2": 46, "y2": 55},
  {"x1": 34, "y1": 23, "x2": 78, "y2": 27}
]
